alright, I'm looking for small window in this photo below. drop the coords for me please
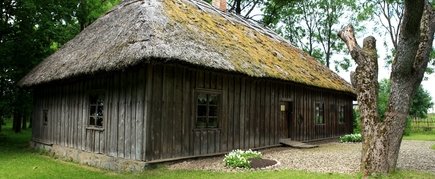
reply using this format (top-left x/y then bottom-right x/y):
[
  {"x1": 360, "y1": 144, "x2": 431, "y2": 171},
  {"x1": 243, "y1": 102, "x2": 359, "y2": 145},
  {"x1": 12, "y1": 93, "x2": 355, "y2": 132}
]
[
  {"x1": 42, "y1": 109, "x2": 48, "y2": 126},
  {"x1": 89, "y1": 92, "x2": 104, "y2": 128},
  {"x1": 196, "y1": 91, "x2": 220, "y2": 128},
  {"x1": 315, "y1": 102, "x2": 324, "y2": 124},
  {"x1": 339, "y1": 105, "x2": 345, "y2": 124}
]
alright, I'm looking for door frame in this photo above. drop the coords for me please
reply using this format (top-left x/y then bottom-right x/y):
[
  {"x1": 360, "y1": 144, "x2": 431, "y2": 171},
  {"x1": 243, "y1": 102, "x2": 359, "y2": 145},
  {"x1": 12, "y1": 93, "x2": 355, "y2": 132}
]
[{"x1": 280, "y1": 99, "x2": 293, "y2": 139}]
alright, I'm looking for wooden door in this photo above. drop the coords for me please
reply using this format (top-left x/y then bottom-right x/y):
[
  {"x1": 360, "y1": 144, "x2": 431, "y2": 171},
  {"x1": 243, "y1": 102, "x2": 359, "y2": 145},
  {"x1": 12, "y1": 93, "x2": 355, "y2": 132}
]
[{"x1": 280, "y1": 101, "x2": 293, "y2": 139}]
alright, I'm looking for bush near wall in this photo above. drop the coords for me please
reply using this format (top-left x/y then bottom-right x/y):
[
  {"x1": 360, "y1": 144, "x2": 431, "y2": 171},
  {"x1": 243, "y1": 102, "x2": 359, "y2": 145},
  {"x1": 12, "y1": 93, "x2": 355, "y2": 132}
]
[
  {"x1": 223, "y1": 149, "x2": 262, "y2": 168},
  {"x1": 339, "y1": 133, "x2": 362, "y2": 143}
]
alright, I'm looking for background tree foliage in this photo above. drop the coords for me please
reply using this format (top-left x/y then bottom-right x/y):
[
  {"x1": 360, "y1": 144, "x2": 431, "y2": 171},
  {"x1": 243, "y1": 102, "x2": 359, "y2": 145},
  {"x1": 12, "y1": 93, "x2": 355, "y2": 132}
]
[
  {"x1": 358, "y1": 0, "x2": 435, "y2": 73},
  {"x1": 0, "y1": 0, "x2": 120, "y2": 133},
  {"x1": 378, "y1": 79, "x2": 433, "y2": 119},
  {"x1": 262, "y1": 0, "x2": 356, "y2": 70}
]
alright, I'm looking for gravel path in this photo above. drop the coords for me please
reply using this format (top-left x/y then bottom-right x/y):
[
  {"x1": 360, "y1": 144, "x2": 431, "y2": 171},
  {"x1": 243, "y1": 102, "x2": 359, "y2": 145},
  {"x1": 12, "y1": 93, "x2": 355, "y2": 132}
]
[{"x1": 168, "y1": 140, "x2": 435, "y2": 174}]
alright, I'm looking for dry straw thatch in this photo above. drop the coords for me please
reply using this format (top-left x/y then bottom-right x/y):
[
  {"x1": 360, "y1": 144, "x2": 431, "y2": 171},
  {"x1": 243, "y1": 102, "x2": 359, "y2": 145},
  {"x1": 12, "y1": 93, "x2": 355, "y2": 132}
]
[{"x1": 19, "y1": 0, "x2": 354, "y2": 94}]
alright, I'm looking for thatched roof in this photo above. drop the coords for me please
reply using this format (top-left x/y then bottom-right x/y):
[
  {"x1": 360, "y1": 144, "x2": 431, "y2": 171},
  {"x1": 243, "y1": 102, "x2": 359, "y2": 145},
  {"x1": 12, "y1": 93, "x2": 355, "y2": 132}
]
[{"x1": 19, "y1": 0, "x2": 354, "y2": 94}]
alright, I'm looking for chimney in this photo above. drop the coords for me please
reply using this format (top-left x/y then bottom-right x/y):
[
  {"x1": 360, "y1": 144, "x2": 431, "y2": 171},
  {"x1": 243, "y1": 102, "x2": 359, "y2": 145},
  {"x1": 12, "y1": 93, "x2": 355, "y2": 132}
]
[{"x1": 212, "y1": 0, "x2": 227, "y2": 12}]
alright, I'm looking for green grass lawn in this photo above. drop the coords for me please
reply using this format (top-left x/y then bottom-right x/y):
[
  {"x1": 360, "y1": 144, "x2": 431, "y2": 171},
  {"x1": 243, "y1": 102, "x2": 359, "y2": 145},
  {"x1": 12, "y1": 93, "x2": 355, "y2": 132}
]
[
  {"x1": 1, "y1": 120, "x2": 434, "y2": 179},
  {"x1": 403, "y1": 132, "x2": 435, "y2": 141}
]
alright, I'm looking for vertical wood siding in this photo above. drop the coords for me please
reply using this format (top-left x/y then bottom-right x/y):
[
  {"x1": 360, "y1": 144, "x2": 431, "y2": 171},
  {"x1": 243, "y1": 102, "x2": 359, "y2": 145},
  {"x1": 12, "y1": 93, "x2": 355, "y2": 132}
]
[{"x1": 32, "y1": 63, "x2": 354, "y2": 162}]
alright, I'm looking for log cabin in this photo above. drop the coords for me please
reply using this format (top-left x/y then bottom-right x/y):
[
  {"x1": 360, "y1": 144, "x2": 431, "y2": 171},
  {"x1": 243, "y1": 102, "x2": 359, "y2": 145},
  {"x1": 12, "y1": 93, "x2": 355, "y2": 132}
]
[{"x1": 19, "y1": 0, "x2": 356, "y2": 171}]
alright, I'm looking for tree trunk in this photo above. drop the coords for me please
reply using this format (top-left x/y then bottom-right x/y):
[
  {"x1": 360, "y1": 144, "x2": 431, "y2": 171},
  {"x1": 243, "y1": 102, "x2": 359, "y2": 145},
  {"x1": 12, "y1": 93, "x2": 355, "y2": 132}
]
[
  {"x1": 13, "y1": 111, "x2": 22, "y2": 133},
  {"x1": 29, "y1": 116, "x2": 32, "y2": 128},
  {"x1": 338, "y1": 0, "x2": 434, "y2": 176},
  {"x1": 22, "y1": 113, "x2": 27, "y2": 130},
  {"x1": 235, "y1": 0, "x2": 241, "y2": 14}
]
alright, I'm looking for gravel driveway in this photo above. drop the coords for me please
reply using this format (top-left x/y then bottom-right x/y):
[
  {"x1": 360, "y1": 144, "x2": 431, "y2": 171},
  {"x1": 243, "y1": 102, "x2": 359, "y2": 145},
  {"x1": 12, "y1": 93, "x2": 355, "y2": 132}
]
[{"x1": 168, "y1": 140, "x2": 435, "y2": 174}]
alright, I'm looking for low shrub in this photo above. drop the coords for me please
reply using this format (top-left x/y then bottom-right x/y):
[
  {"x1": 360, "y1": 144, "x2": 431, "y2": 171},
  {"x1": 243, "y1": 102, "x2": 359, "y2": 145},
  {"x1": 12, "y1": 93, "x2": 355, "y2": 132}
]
[
  {"x1": 223, "y1": 149, "x2": 262, "y2": 168},
  {"x1": 339, "y1": 133, "x2": 362, "y2": 143},
  {"x1": 431, "y1": 144, "x2": 435, "y2": 150}
]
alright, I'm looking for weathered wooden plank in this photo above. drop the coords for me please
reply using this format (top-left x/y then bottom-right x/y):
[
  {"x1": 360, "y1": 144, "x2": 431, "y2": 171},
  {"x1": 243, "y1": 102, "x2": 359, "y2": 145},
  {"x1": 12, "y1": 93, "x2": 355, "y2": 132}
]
[
  {"x1": 79, "y1": 81, "x2": 85, "y2": 150},
  {"x1": 118, "y1": 72, "x2": 127, "y2": 158},
  {"x1": 189, "y1": 69, "x2": 197, "y2": 155},
  {"x1": 239, "y1": 77, "x2": 245, "y2": 149},
  {"x1": 144, "y1": 64, "x2": 153, "y2": 161},
  {"x1": 244, "y1": 79, "x2": 251, "y2": 149},
  {"x1": 249, "y1": 80, "x2": 256, "y2": 148},
  {"x1": 100, "y1": 130, "x2": 105, "y2": 154},
  {"x1": 125, "y1": 71, "x2": 132, "y2": 159},
  {"x1": 61, "y1": 85, "x2": 67, "y2": 147},
  {"x1": 130, "y1": 72, "x2": 137, "y2": 157},
  {"x1": 220, "y1": 74, "x2": 229, "y2": 152},
  {"x1": 161, "y1": 66, "x2": 172, "y2": 159},
  {"x1": 197, "y1": 70, "x2": 204, "y2": 89},
  {"x1": 134, "y1": 68, "x2": 145, "y2": 160},
  {"x1": 227, "y1": 76, "x2": 234, "y2": 150},
  {"x1": 265, "y1": 82, "x2": 271, "y2": 145},
  {"x1": 103, "y1": 75, "x2": 110, "y2": 155},
  {"x1": 201, "y1": 130, "x2": 207, "y2": 155},
  {"x1": 210, "y1": 72, "x2": 217, "y2": 89},
  {"x1": 151, "y1": 65, "x2": 163, "y2": 160},
  {"x1": 216, "y1": 129, "x2": 220, "y2": 152},
  {"x1": 255, "y1": 81, "x2": 261, "y2": 147},
  {"x1": 193, "y1": 131, "x2": 200, "y2": 156},
  {"x1": 95, "y1": 131, "x2": 100, "y2": 153},
  {"x1": 181, "y1": 67, "x2": 191, "y2": 156},
  {"x1": 204, "y1": 70, "x2": 210, "y2": 89},
  {"x1": 73, "y1": 82, "x2": 78, "y2": 147},
  {"x1": 67, "y1": 83, "x2": 73, "y2": 147},
  {"x1": 233, "y1": 77, "x2": 240, "y2": 149},
  {"x1": 208, "y1": 130, "x2": 215, "y2": 153},
  {"x1": 270, "y1": 83, "x2": 276, "y2": 144},
  {"x1": 110, "y1": 73, "x2": 119, "y2": 156},
  {"x1": 260, "y1": 80, "x2": 266, "y2": 146},
  {"x1": 174, "y1": 66, "x2": 183, "y2": 157}
]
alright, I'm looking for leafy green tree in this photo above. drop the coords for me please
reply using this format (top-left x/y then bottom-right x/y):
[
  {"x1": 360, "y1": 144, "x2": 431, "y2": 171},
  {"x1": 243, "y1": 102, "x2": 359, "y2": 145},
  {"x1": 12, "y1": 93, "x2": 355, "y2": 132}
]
[
  {"x1": 0, "y1": 0, "x2": 119, "y2": 133},
  {"x1": 378, "y1": 79, "x2": 433, "y2": 119},
  {"x1": 263, "y1": 0, "x2": 356, "y2": 70}
]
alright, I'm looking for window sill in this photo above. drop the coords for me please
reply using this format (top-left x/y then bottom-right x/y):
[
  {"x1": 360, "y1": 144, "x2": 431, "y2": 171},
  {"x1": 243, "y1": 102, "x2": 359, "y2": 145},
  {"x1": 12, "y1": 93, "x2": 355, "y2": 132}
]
[
  {"x1": 193, "y1": 128, "x2": 220, "y2": 131},
  {"x1": 86, "y1": 126, "x2": 105, "y2": 131}
]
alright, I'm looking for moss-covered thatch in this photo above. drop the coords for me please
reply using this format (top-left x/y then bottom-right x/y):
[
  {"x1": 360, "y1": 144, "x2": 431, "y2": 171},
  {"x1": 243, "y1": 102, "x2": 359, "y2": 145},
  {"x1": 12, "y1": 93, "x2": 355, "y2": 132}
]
[{"x1": 19, "y1": 0, "x2": 354, "y2": 94}]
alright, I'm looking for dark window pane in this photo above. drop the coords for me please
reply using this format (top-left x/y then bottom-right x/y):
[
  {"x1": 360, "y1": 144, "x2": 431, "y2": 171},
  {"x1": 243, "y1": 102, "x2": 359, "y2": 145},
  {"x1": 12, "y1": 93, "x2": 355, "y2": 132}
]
[
  {"x1": 97, "y1": 117, "x2": 103, "y2": 127},
  {"x1": 208, "y1": 117, "x2": 218, "y2": 128},
  {"x1": 209, "y1": 94, "x2": 218, "y2": 105},
  {"x1": 339, "y1": 106, "x2": 345, "y2": 123},
  {"x1": 209, "y1": 105, "x2": 218, "y2": 117},
  {"x1": 97, "y1": 97, "x2": 104, "y2": 106},
  {"x1": 43, "y1": 110, "x2": 48, "y2": 125},
  {"x1": 90, "y1": 95, "x2": 97, "y2": 104},
  {"x1": 90, "y1": 106, "x2": 96, "y2": 116},
  {"x1": 90, "y1": 117, "x2": 95, "y2": 126},
  {"x1": 196, "y1": 117, "x2": 207, "y2": 128},
  {"x1": 97, "y1": 106, "x2": 104, "y2": 116},
  {"x1": 197, "y1": 94, "x2": 207, "y2": 105},
  {"x1": 315, "y1": 103, "x2": 324, "y2": 124},
  {"x1": 197, "y1": 105, "x2": 207, "y2": 117}
]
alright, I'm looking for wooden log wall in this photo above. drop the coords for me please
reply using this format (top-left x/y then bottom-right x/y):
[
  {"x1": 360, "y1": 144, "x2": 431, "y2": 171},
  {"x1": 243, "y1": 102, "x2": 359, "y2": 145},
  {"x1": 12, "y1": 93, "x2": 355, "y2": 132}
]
[
  {"x1": 32, "y1": 63, "x2": 354, "y2": 163},
  {"x1": 32, "y1": 67, "x2": 147, "y2": 160}
]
